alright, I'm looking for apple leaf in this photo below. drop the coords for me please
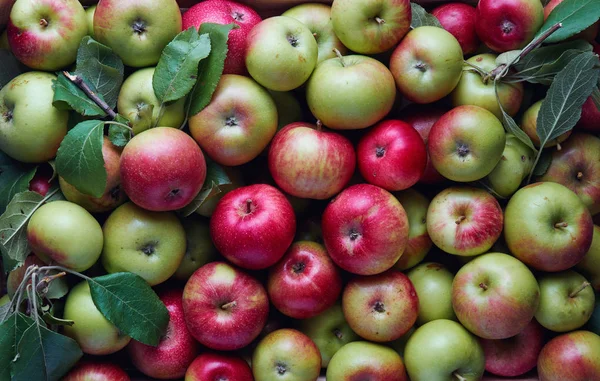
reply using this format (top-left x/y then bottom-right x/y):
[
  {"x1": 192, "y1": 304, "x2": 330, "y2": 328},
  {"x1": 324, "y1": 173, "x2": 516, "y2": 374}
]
[
  {"x1": 410, "y1": 3, "x2": 441, "y2": 29},
  {"x1": 0, "y1": 313, "x2": 34, "y2": 381},
  {"x1": 188, "y1": 23, "x2": 237, "y2": 117},
  {"x1": 52, "y1": 73, "x2": 107, "y2": 117},
  {"x1": 41, "y1": 313, "x2": 74, "y2": 327},
  {"x1": 108, "y1": 115, "x2": 133, "y2": 148},
  {"x1": 0, "y1": 51, "x2": 28, "y2": 89},
  {"x1": 532, "y1": 151, "x2": 553, "y2": 177},
  {"x1": 536, "y1": 0, "x2": 600, "y2": 43},
  {"x1": 592, "y1": 86, "x2": 600, "y2": 111},
  {"x1": 178, "y1": 156, "x2": 232, "y2": 217},
  {"x1": 55, "y1": 120, "x2": 107, "y2": 198},
  {"x1": 88, "y1": 272, "x2": 170, "y2": 346},
  {"x1": 493, "y1": 81, "x2": 537, "y2": 151},
  {"x1": 0, "y1": 152, "x2": 37, "y2": 215}
]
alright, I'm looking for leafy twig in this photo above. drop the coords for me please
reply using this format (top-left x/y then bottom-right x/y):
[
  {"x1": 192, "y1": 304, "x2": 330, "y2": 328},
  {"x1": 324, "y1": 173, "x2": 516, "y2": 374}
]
[{"x1": 62, "y1": 71, "x2": 117, "y2": 119}]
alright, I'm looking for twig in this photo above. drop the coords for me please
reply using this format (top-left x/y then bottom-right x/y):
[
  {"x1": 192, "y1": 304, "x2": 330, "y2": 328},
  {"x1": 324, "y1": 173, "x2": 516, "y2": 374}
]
[{"x1": 62, "y1": 71, "x2": 118, "y2": 119}]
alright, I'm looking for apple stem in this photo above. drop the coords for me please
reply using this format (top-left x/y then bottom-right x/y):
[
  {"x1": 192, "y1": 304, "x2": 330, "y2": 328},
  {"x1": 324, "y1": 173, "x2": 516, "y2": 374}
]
[
  {"x1": 453, "y1": 372, "x2": 468, "y2": 381},
  {"x1": 221, "y1": 301, "x2": 237, "y2": 310},
  {"x1": 556, "y1": 142, "x2": 562, "y2": 151},
  {"x1": 333, "y1": 48, "x2": 346, "y2": 67},
  {"x1": 479, "y1": 282, "x2": 488, "y2": 291},
  {"x1": 316, "y1": 120, "x2": 323, "y2": 131},
  {"x1": 39, "y1": 18, "x2": 49, "y2": 28},
  {"x1": 554, "y1": 221, "x2": 568, "y2": 229},
  {"x1": 577, "y1": 171, "x2": 584, "y2": 180},
  {"x1": 62, "y1": 71, "x2": 118, "y2": 119},
  {"x1": 375, "y1": 17, "x2": 385, "y2": 25},
  {"x1": 455, "y1": 216, "x2": 466, "y2": 225},
  {"x1": 569, "y1": 281, "x2": 591, "y2": 298}
]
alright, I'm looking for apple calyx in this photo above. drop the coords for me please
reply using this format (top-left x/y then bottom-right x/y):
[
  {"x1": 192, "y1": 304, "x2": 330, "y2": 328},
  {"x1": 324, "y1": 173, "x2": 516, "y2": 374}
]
[
  {"x1": 132, "y1": 19, "x2": 147, "y2": 35},
  {"x1": 333, "y1": 328, "x2": 344, "y2": 340},
  {"x1": 453, "y1": 371, "x2": 468, "y2": 381},
  {"x1": 109, "y1": 185, "x2": 122, "y2": 200},
  {"x1": 456, "y1": 142, "x2": 470, "y2": 157},
  {"x1": 287, "y1": 34, "x2": 299, "y2": 48},
  {"x1": 3, "y1": 109, "x2": 12, "y2": 122},
  {"x1": 276, "y1": 362, "x2": 288, "y2": 375},
  {"x1": 554, "y1": 221, "x2": 569, "y2": 229},
  {"x1": 479, "y1": 282, "x2": 488, "y2": 291},
  {"x1": 375, "y1": 146, "x2": 386, "y2": 158},
  {"x1": 501, "y1": 20, "x2": 515, "y2": 35},
  {"x1": 374, "y1": 16, "x2": 386, "y2": 25},
  {"x1": 232, "y1": 11, "x2": 244, "y2": 22},
  {"x1": 348, "y1": 228, "x2": 361, "y2": 241},
  {"x1": 414, "y1": 60, "x2": 428, "y2": 73},
  {"x1": 373, "y1": 301, "x2": 386, "y2": 313},
  {"x1": 569, "y1": 281, "x2": 591, "y2": 298},
  {"x1": 139, "y1": 242, "x2": 157, "y2": 256},
  {"x1": 333, "y1": 48, "x2": 346, "y2": 67},
  {"x1": 292, "y1": 262, "x2": 306, "y2": 274},
  {"x1": 576, "y1": 171, "x2": 584, "y2": 180},
  {"x1": 225, "y1": 116, "x2": 238, "y2": 127},
  {"x1": 220, "y1": 301, "x2": 237, "y2": 311}
]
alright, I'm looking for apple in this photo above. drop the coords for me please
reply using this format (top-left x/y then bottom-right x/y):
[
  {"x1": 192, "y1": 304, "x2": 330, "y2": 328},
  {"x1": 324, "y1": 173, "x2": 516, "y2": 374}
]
[
  {"x1": 577, "y1": 225, "x2": 600, "y2": 291},
  {"x1": 185, "y1": 353, "x2": 253, "y2": 381},
  {"x1": 544, "y1": 0, "x2": 599, "y2": 42},
  {"x1": 182, "y1": 261, "x2": 269, "y2": 351},
  {"x1": 475, "y1": 0, "x2": 544, "y2": 52},
  {"x1": 94, "y1": 0, "x2": 182, "y2": 67},
  {"x1": 521, "y1": 99, "x2": 571, "y2": 148},
  {"x1": 305, "y1": 53, "x2": 396, "y2": 130},
  {"x1": 120, "y1": 127, "x2": 206, "y2": 212},
  {"x1": 504, "y1": 182, "x2": 594, "y2": 272},
  {"x1": 326, "y1": 341, "x2": 408, "y2": 381},
  {"x1": 85, "y1": 5, "x2": 96, "y2": 38},
  {"x1": 210, "y1": 184, "x2": 295, "y2": 270},
  {"x1": 28, "y1": 168, "x2": 52, "y2": 196},
  {"x1": 407, "y1": 262, "x2": 457, "y2": 325},
  {"x1": 62, "y1": 361, "x2": 130, "y2": 381},
  {"x1": 7, "y1": 0, "x2": 87, "y2": 70},
  {"x1": 588, "y1": 294, "x2": 600, "y2": 335},
  {"x1": 577, "y1": 95, "x2": 600, "y2": 133},
  {"x1": 268, "y1": 121, "x2": 355, "y2": 200},
  {"x1": 321, "y1": 183, "x2": 409, "y2": 275},
  {"x1": 6, "y1": 254, "x2": 45, "y2": 298},
  {"x1": 432, "y1": 3, "x2": 480, "y2": 55},
  {"x1": 393, "y1": 189, "x2": 433, "y2": 271},
  {"x1": 535, "y1": 270, "x2": 595, "y2": 332},
  {"x1": 189, "y1": 74, "x2": 278, "y2": 166},
  {"x1": 182, "y1": 0, "x2": 261, "y2": 75},
  {"x1": 63, "y1": 281, "x2": 131, "y2": 355},
  {"x1": 428, "y1": 105, "x2": 506, "y2": 182},
  {"x1": 268, "y1": 89, "x2": 303, "y2": 132},
  {"x1": 538, "y1": 330, "x2": 600, "y2": 381},
  {"x1": 0, "y1": 294, "x2": 8, "y2": 306},
  {"x1": 390, "y1": 26, "x2": 463, "y2": 104},
  {"x1": 426, "y1": 186, "x2": 503, "y2": 256},
  {"x1": 101, "y1": 202, "x2": 186, "y2": 286},
  {"x1": 487, "y1": 133, "x2": 535, "y2": 198},
  {"x1": 172, "y1": 215, "x2": 218, "y2": 281},
  {"x1": 0, "y1": 72, "x2": 68, "y2": 163},
  {"x1": 404, "y1": 319, "x2": 485, "y2": 381}
]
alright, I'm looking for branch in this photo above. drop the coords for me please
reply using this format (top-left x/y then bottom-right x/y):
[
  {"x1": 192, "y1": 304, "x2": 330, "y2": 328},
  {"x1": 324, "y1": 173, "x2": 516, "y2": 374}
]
[{"x1": 62, "y1": 71, "x2": 118, "y2": 119}]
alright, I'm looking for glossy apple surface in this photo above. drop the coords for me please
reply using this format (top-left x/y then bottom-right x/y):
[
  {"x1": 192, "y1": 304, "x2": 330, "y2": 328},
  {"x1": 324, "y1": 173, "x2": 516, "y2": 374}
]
[
  {"x1": 538, "y1": 330, "x2": 600, "y2": 381},
  {"x1": 432, "y1": 3, "x2": 479, "y2": 54},
  {"x1": 393, "y1": 189, "x2": 432, "y2": 270},
  {"x1": 408, "y1": 262, "x2": 457, "y2": 325},
  {"x1": 62, "y1": 361, "x2": 130, "y2": 381},
  {"x1": 185, "y1": 353, "x2": 253, "y2": 381},
  {"x1": 577, "y1": 225, "x2": 600, "y2": 291},
  {"x1": 327, "y1": 341, "x2": 408, "y2": 381}
]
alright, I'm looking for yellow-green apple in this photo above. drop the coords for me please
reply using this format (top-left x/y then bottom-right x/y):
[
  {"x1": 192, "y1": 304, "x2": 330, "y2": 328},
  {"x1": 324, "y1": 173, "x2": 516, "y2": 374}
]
[
  {"x1": 390, "y1": 26, "x2": 463, "y2": 104},
  {"x1": 63, "y1": 281, "x2": 131, "y2": 355},
  {"x1": 577, "y1": 225, "x2": 600, "y2": 291},
  {"x1": 452, "y1": 253, "x2": 540, "y2": 339},
  {"x1": 189, "y1": 74, "x2": 277, "y2": 166},
  {"x1": 305, "y1": 54, "x2": 396, "y2": 130},
  {"x1": 245, "y1": 16, "x2": 317, "y2": 91},
  {"x1": 327, "y1": 341, "x2": 408, "y2": 380},
  {"x1": 521, "y1": 99, "x2": 571, "y2": 148},
  {"x1": 479, "y1": 319, "x2": 545, "y2": 377},
  {"x1": 407, "y1": 262, "x2": 457, "y2": 325},
  {"x1": 535, "y1": 270, "x2": 595, "y2": 332},
  {"x1": 93, "y1": 0, "x2": 181, "y2": 67},
  {"x1": 85, "y1": 5, "x2": 95, "y2": 37},
  {"x1": 393, "y1": 189, "x2": 432, "y2": 271},
  {"x1": 173, "y1": 215, "x2": 218, "y2": 281},
  {"x1": 120, "y1": 127, "x2": 206, "y2": 212},
  {"x1": 298, "y1": 303, "x2": 359, "y2": 368},
  {"x1": 428, "y1": 105, "x2": 506, "y2": 182},
  {"x1": 252, "y1": 329, "x2": 321, "y2": 381},
  {"x1": 182, "y1": 261, "x2": 269, "y2": 350},
  {"x1": 27, "y1": 200, "x2": 103, "y2": 272},
  {"x1": 452, "y1": 54, "x2": 524, "y2": 119},
  {"x1": 268, "y1": 121, "x2": 355, "y2": 200},
  {"x1": 62, "y1": 362, "x2": 130, "y2": 381},
  {"x1": 342, "y1": 270, "x2": 418, "y2": 342},
  {"x1": 185, "y1": 353, "x2": 253, "y2": 381},
  {"x1": 486, "y1": 133, "x2": 535, "y2": 198},
  {"x1": 282, "y1": 3, "x2": 346, "y2": 63},
  {"x1": 432, "y1": 3, "x2": 480, "y2": 54},
  {"x1": 475, "y1": 0, "x2": 544, "y2": 52},
  {"x1": 60, "y1": 136, "x2": 126, "y2": 213},
  {"x1": 182, "y1": 0, "x2": 261, "y2": 75},
  {"x1": 6, "y1": 254, "x2": 45, "y2": 298},
  {"x1": 504, "y1": 182, "x2": 594, "y2": 272},
  {"x1": 0, "y1": 72, "x2": 68, "y2": 163},
  {"x1": 128, "y1": 289, "x2": 199, "y2": 379},
  {"x1": 117, "y1": 67, "x2": 186, "y2": 133},
  {"x1": 267, "y1": 241, "x2": 342, "y2": 319},
  {"x1": 426, "y1": 186, "x2": 503, "y2": 256},
  {"x1": 7, "y1": 0, "x2": 87, "y2": 70},
  {"x1": 210, "y1": 184, "x2": 295, "y2": 270},
  {"x1": 544, "y1": 0, "x2": 599, "y2": 42},
  {"x1": 330, "y1": 0, "x2": 411, "y2": 54},
  {"x1": 404, "y1": 319, "x2": 485, "y2": 381},
  {"x1": 101, "y1": 202, "x2": 186, "y2": 286},
  {"x1": 321, "y1": 184, "x2": 409, "y2": 275},
  {"x1": 357, "y1": 119, "x2": 427, "y2": 191},
  {"x1": 0, "y1": 294, "x2": 8, "y2": 306},
  {"x1": 537, "y1": 330, "x2": 600, "y2": 381},
  {"x1": 539, "y1": 133, "x2": 600, "y2": 215}
]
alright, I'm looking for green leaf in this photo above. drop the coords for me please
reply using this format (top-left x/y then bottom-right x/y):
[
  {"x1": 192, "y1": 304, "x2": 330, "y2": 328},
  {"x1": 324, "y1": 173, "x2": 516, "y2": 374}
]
[
  {"x1": 0, "y1": 152, "x2": 37, "y2": 214},
  {"x1": 0, "y1": 313, "x2": 34, "y2": 381},
  {"x1": 536, "y1": 0, "x2": 600, "y2": 43},
  {"x1": 494, "y1": 81, "x2": 537, "y2": 151},
  {"x1": 410, "y1": 3, "x2": 442, "y2": 29},
  {"x1": 126, "y1": 103, "x2": 154, "y2": 133},
  {"x1": 55, "y1": 120, "x2": 107, "y2": 198},
  {"x1": 0, "y1": 304, "x2": 10, "y2": 324},
  {"x1": 496, "y1": 50, "x2": 522, "y2": 67},
  {"x1": 52, "y1": 73, "x2": 107, "y2": 117},
  {"x1": 88, "y1": 272, "x2": 169, "y2": 346},
  {"x1": 0, "y1": 51, "x2": 27, "y2": 89},
  {"x1": 153, "y1": 28, "x2": 211, "y2": 104},
  {"x1": 42, "y1": 313, "x2": 74, "y2": 327},
  {"x1": 108, "y1": 115, "x2": 133, "y2": 147},
  {"x1": 2, "y1": 251, "x2": 20, "y2": 274},
  {"x1": 592, "y1": 86, "x2": 600, "y2": 111},
  {"x1": 74, "y1": 36, "x2": 125, "y2": 109},
  {"x1": 188, "y1": 23, "x2": 236, "y2": 116},
  {"x1": 178, "y1": 157, "x2": 232, "y2": 217},
  {"x1": 532, "y1": 151, "x2": 553, "y2": 177},
  {"x1": 12, "y1": 322, "x2": 82, "y2": 381}
]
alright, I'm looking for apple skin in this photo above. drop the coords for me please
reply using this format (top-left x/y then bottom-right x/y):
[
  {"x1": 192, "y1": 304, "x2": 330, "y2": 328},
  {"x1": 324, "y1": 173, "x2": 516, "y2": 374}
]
[
  {"x1": 189, "y1": 74, "x2": 278, "y2": 166},
  {"x1": 390, "y1": 26, "x2": 463, "y2": 104},
  {"x1": 173, "y1": 216, "x2": 218, "y2": 281},
  {"x1": 521, "y1": 99, "x2": 571, "y2": 148},
  {"x1": 7, "y1": 0, "x2": 87, "y2": 70},
  {"x1": 28, "y1": 169, "x2": 51, "y2": 196},
  {"x1": 0, "y1": 72, "x2": 68, "y2": 163},
  {"x1": 577, "y1": 95, "x2": 600, "y2": 133},
  {"x1": 577, "y1": 225, "x2": 600, "y2": 292},
  {"x1": 305, "y1": 54, "x2": 396, "y2": 130},
  {"x1": 120, "y1": 127, "x2": 206, "y2": 212},
  {"x1": 85, "y1": 5, "x2": 95, "y2": 37},
  {"x1": 27, "y1": 200, "x2": 103, "y2": 272},
  {"x1": 0, "y1": 0, "x2": 15, "y2": 32},
  {"x1": 101, "y1": 202, "x2": 186, "y2": 286},
  {"x1": 480, "y1": 319, "x2": 545, "y2": 377},
  {"x1": 128, "y1": 289, "x2": 199, "y2": 380},
  {"x1": 182, "y1": 0, "x2": 261, "y2": 75},
  {"x1": 62, "y1": 361, "x2": 130, "y2": 381},
  {"x1": 182, "y1": 261, "x2": 269, "y2": 351},
  {"x1": 327, "y1": 341, "x2": 408, "y2": 381},
  {"x1": 487, "y1": 133, "x2": 535, "y2": 198},
  {"x1": 407, "y1": 262, "x2": 457, "y2": 325},
  {"x1": 504, "y1": 182, "x2": 594, "y2": 272},
  {"x1": 538, "y1": 330, "x2": 600, "y2": 381},
  {"x1": 404, "y1": 319, "x2": 485, "y2": 381},
  {"x1": 268, "y1": 121, "x2": 356, "y2": 200},
  {"x1": 63, "y1": 281, "x2": 131, "y2": 355},
  {"x1": 93, "y1": 0, "x2": 182, "y2": 67},
  {"x1": 321, "y1": 183, "x2": 409, "y2": 275},
  {"x1": 426, "y1": 186, "x2": 503, "y2": 256},
  {"x1": 475, "y1": 0, "x2": 544, "y2": 52},
  {"x1": 432, "y1": 3, "x2": 479, "y2": 55},
  {"x1": 452, "y1": 253, "x2": 541, "y2": 340},
  {"x1": 185, "y1": 353, "x2": 253, "y2": 381},
  {"x1": 393, "y1": 189, "x2": 432, "y2": 271}
]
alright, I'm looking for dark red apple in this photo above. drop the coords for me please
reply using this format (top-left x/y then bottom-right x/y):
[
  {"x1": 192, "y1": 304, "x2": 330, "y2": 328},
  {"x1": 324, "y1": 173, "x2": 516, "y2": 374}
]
[
  {"x1": 62, "y1": 361, "x2": 130, "y2": 381},
  {"x1": 432, "y1": 3, "x2": 480, "y2": 55},
  {"x1": 577, "y1": 96, "x2": 600, "y2": 134},
  {"x1": 185, "y1": 353, "x2": 254, "y2": 381},
  {"x1": 28, "y1": 169, "x2": 51, "y2": 196}
]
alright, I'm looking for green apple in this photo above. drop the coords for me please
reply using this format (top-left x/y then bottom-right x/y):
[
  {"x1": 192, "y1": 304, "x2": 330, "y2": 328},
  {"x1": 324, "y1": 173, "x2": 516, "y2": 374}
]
[
  {"x1": 486, "y1": 133, "x2": 535, "y2": 198},
  {"x1": 521, "y1": 99, "x2": 571, "y2": 148},
  {"x1": 63, "y1": 281, "x2": 131, "y2": 355},
  {"x1": 408, "y1": 262, "x2": 457, "y2": 325},
  {"x1": 0, "y1": 72, "x2": 68, "y2": 163},
  {"x1": 577, "y1": 225, "x2": 600, "y2": 291},
  {"x1": 0, "y1": 294, "x2": 9, "y2": 306},
  {"x1": 172, "y1": 215, "x2": 218, "y2": 281},
  {"x1": 327, "y1": 341, "x2": 408, "y2": 380},
  {"x1": 85, "y1": 5, "x2": 96, "y2": 37},
  {"x1": 27, "y1": 200, "x2": 103, "y2": 272},
  {"x1": 101, "y1": 202, "x2": 186, "y2": 286},
  {"x1": 393, "y1": 189, "x2": 432, "y2": 271}
]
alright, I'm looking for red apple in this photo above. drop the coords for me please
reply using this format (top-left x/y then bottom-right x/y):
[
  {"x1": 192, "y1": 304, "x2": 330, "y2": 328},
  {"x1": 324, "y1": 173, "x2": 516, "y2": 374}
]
[
  {"x1": 538, "y1": 330, "x2": 600, "y2": 381},
  {"x1": 185, "y1": 353, "x2": 253, "y2": 381},
  {"x1": 432, "y1": 3, "x2": 480, "y2": 55},
  {"x1": 577, "y1": 95, "x2": 600, "y2": 134},
  {"x1": 28, "y1": 169, "x2": 51, "y2": 196},
  {"x1": 62, "y1": 361, "x2": 130, "y2": 381}
]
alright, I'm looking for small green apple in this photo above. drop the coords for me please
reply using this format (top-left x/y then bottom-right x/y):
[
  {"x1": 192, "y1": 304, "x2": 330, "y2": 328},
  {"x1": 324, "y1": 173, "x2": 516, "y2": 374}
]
[
  {"x1": 85, "y1": 5, "x2": 96, "y2": 37},
  {"x1": 408, "y1": 262, "x2": 457, "y2": 325},
  {"x1": 172, "y1": 215, "x2": 218, "y2": 281},
  {"x1": 393, "y1": 189, "x2": 432, "y2": 271},
  {"x1": 577, "y1": 225, "x2": 600, "y2": 292},
  {"x1": 487, "y1": 133, "x2": 535, "y2": 198},
  {"x1": 0, "y1": 294, "x2": 9, "y2": 306}
]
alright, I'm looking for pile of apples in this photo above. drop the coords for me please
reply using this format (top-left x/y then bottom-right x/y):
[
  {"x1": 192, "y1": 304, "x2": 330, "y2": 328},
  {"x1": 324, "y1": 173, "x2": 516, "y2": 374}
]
[{"x1": 0, "y1": 0, "x2": 599, "y2": 380}]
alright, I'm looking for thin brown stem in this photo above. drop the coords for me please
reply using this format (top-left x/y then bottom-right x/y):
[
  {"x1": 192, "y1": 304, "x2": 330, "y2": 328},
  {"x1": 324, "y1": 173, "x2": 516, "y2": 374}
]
[
  {"x1": 221, "y1": 301, "x2": 237, "y2": 310},
  {"x1": 333, "y1": 48, "x2": 345, "y2": 67},
  {"x1": 554, "y1": 221, "x2": 568, "y2": 229},
  {"x1": 316, "y1": 120, "x2": 323, "y2": 131},
  {"x1": 62, "y1": 71, "x2": 117, "y2": 119},
  {"x1": 453, "y1": 372, "x2": 467, "y2": 381},
  {"x1": 375, "y1": 17, "x2": 385, "y2": 25},
  {"x1": 569, "y1": 281, "x2": 590, "y2": 298}
]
